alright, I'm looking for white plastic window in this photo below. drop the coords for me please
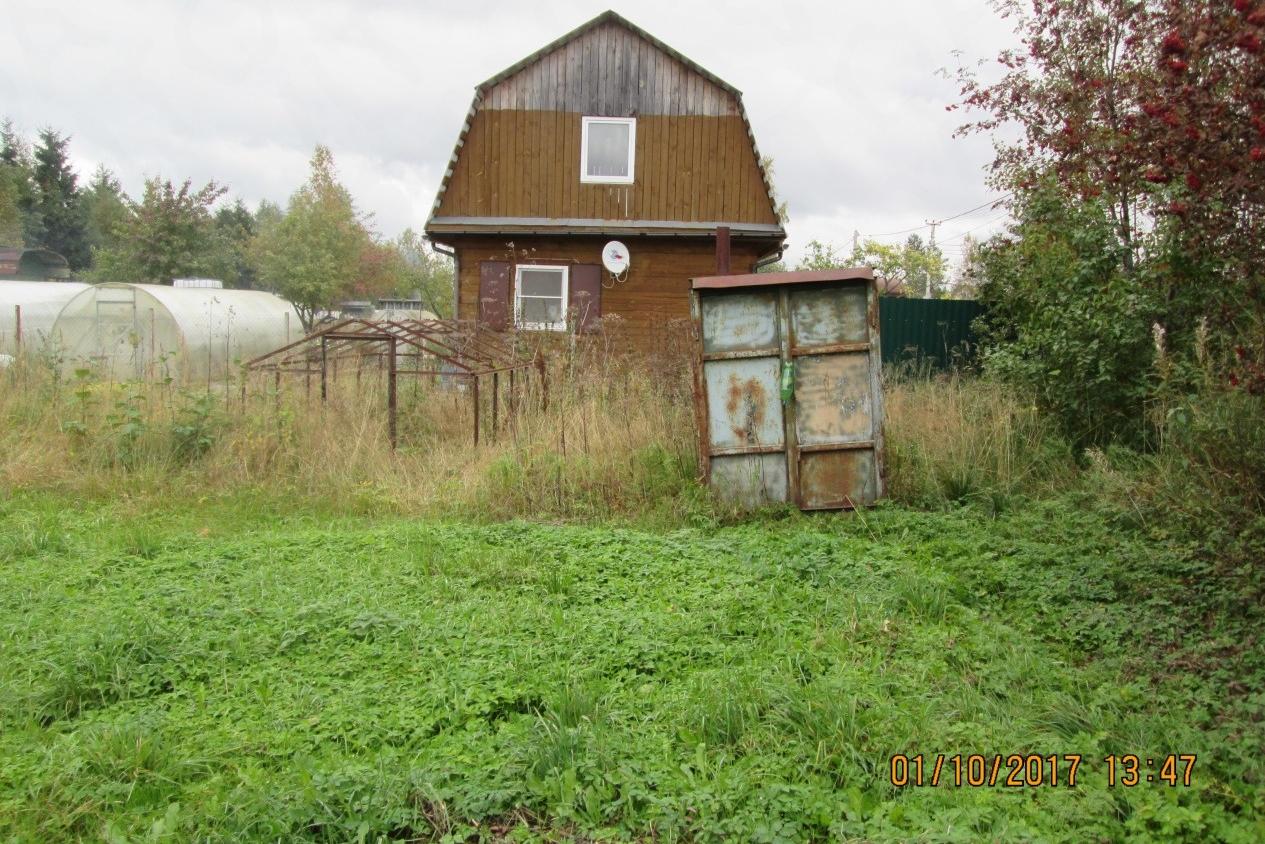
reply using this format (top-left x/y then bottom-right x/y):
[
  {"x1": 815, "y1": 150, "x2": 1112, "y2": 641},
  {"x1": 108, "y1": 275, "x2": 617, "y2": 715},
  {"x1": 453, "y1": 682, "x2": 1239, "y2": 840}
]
[
  {"x1": 515, "y1": 265, "x2": 569, "y2": 331},
  {"x1": 581, "y1": 117, "x2": 635, "y2": 184}
]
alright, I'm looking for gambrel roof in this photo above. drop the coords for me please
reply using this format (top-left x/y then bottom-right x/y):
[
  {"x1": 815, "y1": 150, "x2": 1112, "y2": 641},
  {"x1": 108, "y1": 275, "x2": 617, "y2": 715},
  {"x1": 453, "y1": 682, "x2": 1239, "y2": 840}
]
[
  {"x1": 426, "y1": 10, "x2": 785, "y2": 239},
  {"x1": 479, "y1": 10, "x2": 742, "y2": 102}
]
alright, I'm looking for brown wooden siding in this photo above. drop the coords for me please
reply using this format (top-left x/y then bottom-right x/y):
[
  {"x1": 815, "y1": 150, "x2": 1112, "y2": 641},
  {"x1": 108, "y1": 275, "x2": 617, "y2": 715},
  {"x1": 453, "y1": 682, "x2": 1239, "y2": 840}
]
[
  {"x1": 482, "y1": 21, "x2": 739, "y2": 117},
  {"x1": 453, "y1": 236, "x2": 771, "y2": 353},
  {"x1": 437, "y1": 112, "x2": 776, "y2": 224}
]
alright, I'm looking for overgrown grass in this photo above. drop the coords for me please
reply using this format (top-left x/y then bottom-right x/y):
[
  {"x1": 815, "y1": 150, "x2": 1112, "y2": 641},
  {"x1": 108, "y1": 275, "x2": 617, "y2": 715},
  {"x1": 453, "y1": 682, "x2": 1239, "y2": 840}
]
[
  {"x1": 2, "y1": 344, "x2": 1088, "y2": 525},
  {"x1": 0, "y1": 494, "x2": 1261, "y2": 841},
  {"x1": 0, "y1": 342, "x2": 708, "y2": 525},
  {"x1": 883, "y1": 372, "x2": 1078, "y2": 510},
  {"x1": 3, "y1": 344, "x2": 1262, "y2": 839}
]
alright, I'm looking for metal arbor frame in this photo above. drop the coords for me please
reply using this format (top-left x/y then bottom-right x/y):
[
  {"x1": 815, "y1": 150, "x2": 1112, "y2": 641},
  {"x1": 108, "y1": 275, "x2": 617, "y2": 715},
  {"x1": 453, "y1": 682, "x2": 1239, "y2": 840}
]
[{"x1": 245, "y1": 318, "x2": 540, "y2": 448}]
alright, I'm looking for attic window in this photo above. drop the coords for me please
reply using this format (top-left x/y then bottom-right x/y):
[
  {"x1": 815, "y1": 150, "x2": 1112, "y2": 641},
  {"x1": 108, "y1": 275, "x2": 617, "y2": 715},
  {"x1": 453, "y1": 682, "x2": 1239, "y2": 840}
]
[{"x1": 581, "y1": 117, "x2": 635, "y2": 184}]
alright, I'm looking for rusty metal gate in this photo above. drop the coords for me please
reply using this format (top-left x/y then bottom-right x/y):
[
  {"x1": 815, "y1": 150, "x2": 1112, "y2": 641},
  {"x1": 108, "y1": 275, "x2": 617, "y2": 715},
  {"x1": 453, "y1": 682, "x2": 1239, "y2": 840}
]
[{"x1": 689, "y1": 268, "x2": 885, "y2": 510}]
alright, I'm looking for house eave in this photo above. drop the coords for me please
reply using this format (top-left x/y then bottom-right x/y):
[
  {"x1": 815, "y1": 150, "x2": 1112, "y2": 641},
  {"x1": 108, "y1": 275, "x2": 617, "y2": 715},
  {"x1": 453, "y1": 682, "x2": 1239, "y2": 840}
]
[{"x1": 425, "y1": 216, "x2": 786, "y2": 240}]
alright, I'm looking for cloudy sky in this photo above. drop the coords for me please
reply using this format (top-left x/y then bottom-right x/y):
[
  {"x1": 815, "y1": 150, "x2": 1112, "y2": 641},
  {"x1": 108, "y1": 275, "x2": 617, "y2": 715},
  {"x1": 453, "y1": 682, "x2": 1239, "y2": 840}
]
[{"x1": 1, "y1": 0, "x2": 1018, "y2": 266}]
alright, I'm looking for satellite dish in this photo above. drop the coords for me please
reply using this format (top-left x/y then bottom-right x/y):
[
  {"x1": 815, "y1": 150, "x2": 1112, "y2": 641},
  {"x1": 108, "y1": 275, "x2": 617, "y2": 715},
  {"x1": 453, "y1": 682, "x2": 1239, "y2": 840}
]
[{"x1": 601, "y1": 241, "x2": 630, "y2": 275}]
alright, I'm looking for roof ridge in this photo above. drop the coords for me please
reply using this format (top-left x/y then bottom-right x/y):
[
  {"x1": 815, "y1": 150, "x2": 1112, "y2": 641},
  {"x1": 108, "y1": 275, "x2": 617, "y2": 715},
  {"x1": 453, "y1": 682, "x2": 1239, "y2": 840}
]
[{"x1": 477, "y1": 10, "x2": 741, "y2": 97}]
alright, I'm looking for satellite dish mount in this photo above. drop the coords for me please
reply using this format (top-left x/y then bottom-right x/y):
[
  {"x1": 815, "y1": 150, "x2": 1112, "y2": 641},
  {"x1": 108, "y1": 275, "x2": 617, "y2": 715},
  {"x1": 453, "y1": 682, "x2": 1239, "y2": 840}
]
[{"x1": 601, "y1": 240, "x2": 630, "y2": 288}]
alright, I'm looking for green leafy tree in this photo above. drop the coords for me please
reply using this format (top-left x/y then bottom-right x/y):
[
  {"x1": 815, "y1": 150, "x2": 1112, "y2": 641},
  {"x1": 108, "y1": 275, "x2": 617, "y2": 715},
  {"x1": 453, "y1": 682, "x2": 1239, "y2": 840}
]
[
  {"x1": 791, "y1": 237, "x2": 946, "y2": 296},
  {"x1": 975, "y1": 183, "x2": 1156, "y2": 446},
  {"x1": 252, "y1": 146, "x2": 373, "y2": 329},
  {"x1": 92, "y1": 177, "x2": 229, "y2": 283},
  {"x1": 391, "y1": 229, "x2": 454, "y2": 317},
  {"x1": 212, "y1": 199, "x2": 258, "y2": 289},
  {"x1": 253, "y1": 198, "x2": 283, "y2": 232},
  {"x1": 795, "y1": 239, "x2": 849, "y2": 271},
  {"x1": 948, "y1": 234, "x2": 985, "y2": 299},
  {"x1": 0, "y1": 171, "x2": 22, "y2": 246},
  {"x1": 81, "y1": 165, "x2": 130, "y2": 257},
  {"x1": 29, "y1": 129, "x2": 90, "y2": 270},
  {"x1": 902, "y1": 234, "x2": 947, "y2": 298},
  {"x1": 850, "y1": 240, "x2": 911, "y2": 295},
  {"x1": 955, "y1": 0, "x2": 1265, "y2": 385}
]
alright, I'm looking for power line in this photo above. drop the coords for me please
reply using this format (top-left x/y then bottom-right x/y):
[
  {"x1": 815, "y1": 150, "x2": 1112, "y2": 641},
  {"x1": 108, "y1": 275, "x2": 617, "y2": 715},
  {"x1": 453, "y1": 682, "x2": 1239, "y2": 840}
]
[
  {"x1": 864, "y1": 222, "x2": 930, "y2": 238},
  {"x1": 862, "y1": 193, "x2": 1013, "y2": 239},
  {"x1": 937, "y1": 212, "x2": 1011, "y2": 245},
  {"x1": 936, "y1": 193, "x2": 1013, "y2": 225}
]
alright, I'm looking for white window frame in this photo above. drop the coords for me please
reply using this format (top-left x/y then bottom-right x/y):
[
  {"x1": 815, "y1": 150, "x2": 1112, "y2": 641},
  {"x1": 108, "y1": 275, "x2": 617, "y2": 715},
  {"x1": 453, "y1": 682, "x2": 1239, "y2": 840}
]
[
  {"x1": 580, "y1": 116, "x2": 636, "y2": 184},
  {"x1": 514, "y1": 264, "x2": 569, "y2": 332}
]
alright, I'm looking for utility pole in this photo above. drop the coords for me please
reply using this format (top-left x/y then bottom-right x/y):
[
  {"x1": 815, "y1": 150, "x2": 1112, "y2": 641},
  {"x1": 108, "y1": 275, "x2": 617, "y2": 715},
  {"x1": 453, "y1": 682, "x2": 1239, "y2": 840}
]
[{"x1": 852, "y1": 229, "x2": 860, "y2": 254}]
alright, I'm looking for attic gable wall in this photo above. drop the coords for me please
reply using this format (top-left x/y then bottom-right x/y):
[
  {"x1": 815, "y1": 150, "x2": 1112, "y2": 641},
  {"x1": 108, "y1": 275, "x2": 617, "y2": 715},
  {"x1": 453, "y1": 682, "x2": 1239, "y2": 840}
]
[
  {"x1": 482, "y1": 21, "x2": 739, "y2": 117},
  {"x1": 430, "y1": 17, "x2": 781, "y2": 229}
]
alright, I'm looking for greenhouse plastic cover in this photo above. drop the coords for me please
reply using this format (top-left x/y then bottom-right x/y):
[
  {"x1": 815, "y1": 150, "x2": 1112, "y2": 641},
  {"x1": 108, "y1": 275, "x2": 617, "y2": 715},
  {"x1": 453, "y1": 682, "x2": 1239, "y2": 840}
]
[
  {"x1": 53, "y1": 283, "x2": 301, "y2": 381},
  {"x1": 0, "y1": 281, "x2": 91, "y2": 356}
]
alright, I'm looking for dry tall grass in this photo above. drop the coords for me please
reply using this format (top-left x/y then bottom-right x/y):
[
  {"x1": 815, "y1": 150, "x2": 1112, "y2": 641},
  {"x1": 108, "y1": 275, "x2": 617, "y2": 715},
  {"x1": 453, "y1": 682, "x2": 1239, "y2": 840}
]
[
  {"x1": 883, "y1": 374, "x2": 1076, "y2": 508},
  {"x1": 0, "y1": 337, "x2": 704, "y2": 522},
  {"x1": 1, "y1": 340, "x2": 1078, "y2": 522}
]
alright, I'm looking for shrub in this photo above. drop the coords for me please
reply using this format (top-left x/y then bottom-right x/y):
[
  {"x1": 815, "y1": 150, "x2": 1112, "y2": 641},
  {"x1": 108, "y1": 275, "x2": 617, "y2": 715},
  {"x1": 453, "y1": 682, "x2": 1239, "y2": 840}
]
[{"x1": 975, "y1": 185, "x2": 1158, "y2": 448}]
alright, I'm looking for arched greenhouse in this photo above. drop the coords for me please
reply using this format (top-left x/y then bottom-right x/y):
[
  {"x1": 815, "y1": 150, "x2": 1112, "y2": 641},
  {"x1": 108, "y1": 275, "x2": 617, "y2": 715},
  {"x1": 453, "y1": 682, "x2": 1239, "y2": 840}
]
[
  {"x1": 0, "y1": 281, "x2": 91, "y2": 357},
  {"x1": 52, "y1": 283, "x2": 302, "y2": 381}
]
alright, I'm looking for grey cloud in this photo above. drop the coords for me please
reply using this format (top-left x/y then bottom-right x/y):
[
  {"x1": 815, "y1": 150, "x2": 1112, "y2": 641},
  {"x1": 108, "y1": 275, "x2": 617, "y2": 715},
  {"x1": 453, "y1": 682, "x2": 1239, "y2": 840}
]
[{"x1": 2, "y1": 0, "x2": 1016, "y2": 263}]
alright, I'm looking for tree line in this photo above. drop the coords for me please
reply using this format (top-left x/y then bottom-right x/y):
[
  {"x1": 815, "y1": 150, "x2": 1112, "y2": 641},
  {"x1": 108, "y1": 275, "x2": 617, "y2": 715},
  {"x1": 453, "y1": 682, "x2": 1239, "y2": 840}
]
[
  {"x1": 0, "y1": 122, "x2": 452, "y2": 327},
  {"x1": 795, "y1": 234, "x2": 954, "y2": 298},
  {"x1": 760, "y1": 229, "x2": 956, "y2": 298}
]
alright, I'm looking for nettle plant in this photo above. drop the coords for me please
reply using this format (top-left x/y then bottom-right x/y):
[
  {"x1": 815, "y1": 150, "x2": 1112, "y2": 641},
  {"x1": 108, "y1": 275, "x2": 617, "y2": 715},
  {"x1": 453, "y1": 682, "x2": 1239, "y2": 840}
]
[
  {"x1": 106, "y1": 388, "x2": 148, "y2": 468},
  {"x1": 58, "y1": 367, "x2": 95, "y2": 445},
  {"x1": 170, "y1": 391, "x2": 220, "y2": 462}
]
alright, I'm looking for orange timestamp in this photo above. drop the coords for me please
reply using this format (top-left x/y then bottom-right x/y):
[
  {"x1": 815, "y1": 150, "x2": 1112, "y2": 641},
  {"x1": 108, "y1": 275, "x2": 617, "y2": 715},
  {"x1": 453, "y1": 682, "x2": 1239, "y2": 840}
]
[
  {"x1": 1104, "y1": 754, "x2": 1197, "y2": 787},
  {"x1": 889, "y1": 753, "x2": 1197, "y2": 788}
]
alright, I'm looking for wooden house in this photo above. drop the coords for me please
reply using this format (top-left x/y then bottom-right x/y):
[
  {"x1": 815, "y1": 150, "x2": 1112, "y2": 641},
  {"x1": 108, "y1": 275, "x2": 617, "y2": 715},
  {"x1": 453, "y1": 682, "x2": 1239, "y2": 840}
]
[{"x1": 425, "y1": 10, "x2": 787, "y2": 351}]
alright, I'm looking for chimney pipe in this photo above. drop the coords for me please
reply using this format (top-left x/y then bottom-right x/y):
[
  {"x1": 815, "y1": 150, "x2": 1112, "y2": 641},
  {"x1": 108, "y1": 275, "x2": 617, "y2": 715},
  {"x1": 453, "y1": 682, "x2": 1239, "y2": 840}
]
[{"x1": 715, "y1": 226, "x2": 731, "y2": 275}]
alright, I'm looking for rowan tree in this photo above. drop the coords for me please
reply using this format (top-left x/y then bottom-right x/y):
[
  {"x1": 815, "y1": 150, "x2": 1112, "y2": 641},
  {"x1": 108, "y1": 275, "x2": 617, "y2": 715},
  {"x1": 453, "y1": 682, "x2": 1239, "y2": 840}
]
[{"x1": 955, "y1": 0, "x2": 1265, "y2": 386}]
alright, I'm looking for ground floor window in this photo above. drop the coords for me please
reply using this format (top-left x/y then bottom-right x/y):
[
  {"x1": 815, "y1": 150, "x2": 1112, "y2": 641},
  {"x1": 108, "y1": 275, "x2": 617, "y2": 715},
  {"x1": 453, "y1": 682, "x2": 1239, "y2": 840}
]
[{"x1": 515, "y1": 265, "x2": 569, "y2": 331}]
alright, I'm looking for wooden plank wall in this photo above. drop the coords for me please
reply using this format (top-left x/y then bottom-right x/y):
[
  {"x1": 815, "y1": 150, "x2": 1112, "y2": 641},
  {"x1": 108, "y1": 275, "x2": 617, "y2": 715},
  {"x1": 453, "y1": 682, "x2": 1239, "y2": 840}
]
[
  {"x1": 453, "y1": 236, "x2": 770, "y2": 353},
  {"x1": 442, "y1": 113, "x2": 774, "y2": 223},
  {"x1": 482, "y1": 23, "x2": 739, "y2": 116},
  {"x1": 436, "y1": 21, "x2": 778, "y2": 226}
]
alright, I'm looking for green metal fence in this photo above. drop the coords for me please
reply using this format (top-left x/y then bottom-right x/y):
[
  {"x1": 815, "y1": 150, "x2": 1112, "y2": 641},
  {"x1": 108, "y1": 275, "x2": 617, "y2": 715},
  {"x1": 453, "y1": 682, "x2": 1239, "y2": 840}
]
[{"x1": 879, "y1": 297, "x2": 984, "y2": 371}]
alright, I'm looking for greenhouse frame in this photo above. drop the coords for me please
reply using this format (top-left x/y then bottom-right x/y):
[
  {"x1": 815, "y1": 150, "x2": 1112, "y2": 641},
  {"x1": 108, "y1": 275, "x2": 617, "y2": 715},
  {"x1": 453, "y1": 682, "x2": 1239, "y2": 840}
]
[
  {"x1": 0, "y1": 281, "x2": 90, "y2": 358},
  {"x1": 51, "y1": 283, "x2": 301, "y2": 381}
]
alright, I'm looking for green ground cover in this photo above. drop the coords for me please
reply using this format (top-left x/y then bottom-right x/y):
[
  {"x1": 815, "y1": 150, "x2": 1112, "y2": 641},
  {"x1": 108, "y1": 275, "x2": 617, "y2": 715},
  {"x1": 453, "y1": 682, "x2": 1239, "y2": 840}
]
[{"x1": 0, "y1": 493, "x2": 1261, "y2": 842}]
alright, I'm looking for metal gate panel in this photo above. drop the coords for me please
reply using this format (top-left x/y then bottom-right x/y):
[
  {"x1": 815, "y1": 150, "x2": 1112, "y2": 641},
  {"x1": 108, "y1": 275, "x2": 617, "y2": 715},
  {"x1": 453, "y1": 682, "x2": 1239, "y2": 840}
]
[
  {"x1": 799, "y1": 449, "x2": 876, "y2": 509},
  {"x1": 691, "y1": 268, "x2": 884, "y2": 511},
  {"x1": 701, "y1": 290, "x2": 780, "y2": 355},
  {"x1": 789, "y1": 284, "x2": 867, "y2": 347},
  {"x1": 703, "y1": 356, "x2": 784, "y2": 450},
  {"x1": 793, "y1": 352, "x2": 873, "y2": 445},
  {"x1": 709, "y1": 453, "x2": 788, "y2": 506}
]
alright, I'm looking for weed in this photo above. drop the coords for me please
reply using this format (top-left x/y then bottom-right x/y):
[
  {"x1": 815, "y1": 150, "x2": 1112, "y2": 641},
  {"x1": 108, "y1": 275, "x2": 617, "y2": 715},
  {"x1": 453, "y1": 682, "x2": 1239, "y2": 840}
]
[
  {"x1": 114, "y1": 523, "x2": 165, "y2": 559},
  {"x1": 0, "y1": 509, "x2": 69, "y2": 561},
  {"x1": 0, "y1": 498, "x2": 1260, "y2": 840},
  {"x1": 169, "y1": 392, "x2": 219, "y2": 461}
]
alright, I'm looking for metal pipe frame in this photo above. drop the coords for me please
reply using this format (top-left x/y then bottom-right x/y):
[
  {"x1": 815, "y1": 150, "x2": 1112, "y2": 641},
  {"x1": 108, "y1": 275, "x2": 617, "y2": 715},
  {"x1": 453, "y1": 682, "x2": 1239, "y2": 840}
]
[{"x1": 244, "y1": 318, "x2": 538, "y2": 449}]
